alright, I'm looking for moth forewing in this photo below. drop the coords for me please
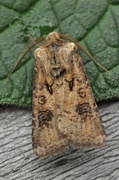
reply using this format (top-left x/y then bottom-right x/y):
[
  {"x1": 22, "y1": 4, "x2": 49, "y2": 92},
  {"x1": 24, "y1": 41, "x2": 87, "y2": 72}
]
[
  {"x1": 32, "y1": 44, "x2": 68, "y2": 157},
  {"x1": 32, "y1": 32, "x2": 105, "y2": 156},
  {"x1": 54, "y1": 41, "x2": 105, "y2": 147}
]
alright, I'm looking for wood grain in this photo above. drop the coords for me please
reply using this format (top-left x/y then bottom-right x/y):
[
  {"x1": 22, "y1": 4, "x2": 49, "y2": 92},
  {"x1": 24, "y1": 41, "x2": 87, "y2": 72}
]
[{"x1": 0, "y1": 101, "x2": 119, "y2": 180}]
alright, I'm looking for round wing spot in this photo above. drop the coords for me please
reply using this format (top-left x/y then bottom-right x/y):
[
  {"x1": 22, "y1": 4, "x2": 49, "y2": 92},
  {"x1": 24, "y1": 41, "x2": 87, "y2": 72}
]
[
  {"x1": 38, "y1": 95, "x2": 46, "y2": 105},
  {"x1": 78, "y1": 88, "x2": 86, "y2": 98}
]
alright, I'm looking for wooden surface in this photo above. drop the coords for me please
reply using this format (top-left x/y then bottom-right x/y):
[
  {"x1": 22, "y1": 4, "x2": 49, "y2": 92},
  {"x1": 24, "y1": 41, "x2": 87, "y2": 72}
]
[{"x1": 0, "y1": 101, "x2": 119, "y2": 180}]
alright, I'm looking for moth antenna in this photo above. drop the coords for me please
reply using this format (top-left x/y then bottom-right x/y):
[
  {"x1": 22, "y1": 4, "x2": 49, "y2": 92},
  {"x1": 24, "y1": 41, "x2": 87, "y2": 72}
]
[
  {"x1": 60, "y1": 33, "x2": 108, "y2": 72},
  {"x1": 7, "y1": 36, "x2": 45, "y2": 79},
  {"x1": 26, "y1": 35, "x2": 40, "y2": 48}
]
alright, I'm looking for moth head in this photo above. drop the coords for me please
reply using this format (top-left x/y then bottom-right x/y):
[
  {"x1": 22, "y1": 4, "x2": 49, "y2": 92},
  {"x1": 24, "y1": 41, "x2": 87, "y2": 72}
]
[
  {"x1": 46, "y1": 32, "x2": 65, "y2": 45},
  {"x1": 46, "y1": 32, "x2": 60, "y2": 42}
]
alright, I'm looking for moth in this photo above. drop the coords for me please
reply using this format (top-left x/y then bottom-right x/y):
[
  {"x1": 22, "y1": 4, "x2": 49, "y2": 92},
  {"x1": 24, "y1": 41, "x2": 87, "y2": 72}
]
[
  {"x1": 8, "y1": 32, "x2": 105, "y2": 157},
  {"x1": 32, "y1": 32, "x2": 105, "y2": 156}
]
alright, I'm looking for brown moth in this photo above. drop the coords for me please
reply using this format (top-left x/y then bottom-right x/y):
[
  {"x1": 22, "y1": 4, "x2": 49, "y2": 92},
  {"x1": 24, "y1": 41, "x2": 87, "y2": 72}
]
[{"x1": 32, "y1": 32, "x2": 105, "y2": 156}]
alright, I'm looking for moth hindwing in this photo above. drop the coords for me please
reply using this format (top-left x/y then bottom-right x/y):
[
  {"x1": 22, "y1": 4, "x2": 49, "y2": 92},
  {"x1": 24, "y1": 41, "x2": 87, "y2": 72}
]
[{"x1": 32, "y1": 32, "x2": 105, "y2": 157}]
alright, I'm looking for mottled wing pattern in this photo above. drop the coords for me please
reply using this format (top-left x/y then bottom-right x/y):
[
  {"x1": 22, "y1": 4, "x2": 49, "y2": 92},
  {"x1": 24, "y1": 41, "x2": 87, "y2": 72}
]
[
  {"x1": 56, "y1": 43, "x2": 105, "y2": 147},
  {"x1": 32, "y1": 32, "x2": 105, "y2": 157},
  {"x1": 32, "y1": 46, "x2": 68, "y2": 157}
]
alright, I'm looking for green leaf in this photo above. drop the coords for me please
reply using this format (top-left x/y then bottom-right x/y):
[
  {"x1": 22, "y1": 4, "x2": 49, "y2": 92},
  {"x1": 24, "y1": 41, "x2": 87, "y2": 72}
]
[{"x1": 0, "y1": 0, "x2": 119, "y2": 106}]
